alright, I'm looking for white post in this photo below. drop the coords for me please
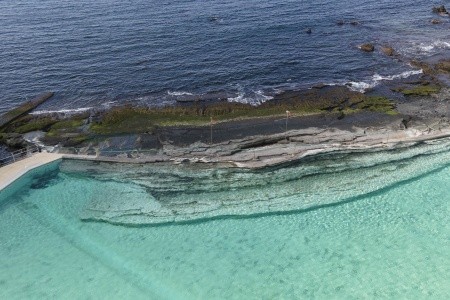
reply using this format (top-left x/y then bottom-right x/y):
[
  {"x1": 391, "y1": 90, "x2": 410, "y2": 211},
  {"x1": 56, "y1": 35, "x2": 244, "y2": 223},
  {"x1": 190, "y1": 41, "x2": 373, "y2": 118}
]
[{"x1": 285, "y1": 110, "x2": 291, "y2": 133}]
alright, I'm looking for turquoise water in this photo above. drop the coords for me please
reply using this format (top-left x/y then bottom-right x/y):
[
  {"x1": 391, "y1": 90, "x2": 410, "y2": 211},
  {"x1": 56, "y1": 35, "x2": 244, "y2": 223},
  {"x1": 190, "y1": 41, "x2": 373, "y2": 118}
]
[{"x1": 1, "y1": 145, "x2": 450, "y2": 298}]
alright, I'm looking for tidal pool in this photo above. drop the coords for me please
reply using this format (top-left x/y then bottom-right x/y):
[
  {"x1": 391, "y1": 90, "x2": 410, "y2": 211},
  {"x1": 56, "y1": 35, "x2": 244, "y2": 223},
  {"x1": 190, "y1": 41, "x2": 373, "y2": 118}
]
[{"x1": 0, "y1": 140, "x2": 449, "y2": 299}]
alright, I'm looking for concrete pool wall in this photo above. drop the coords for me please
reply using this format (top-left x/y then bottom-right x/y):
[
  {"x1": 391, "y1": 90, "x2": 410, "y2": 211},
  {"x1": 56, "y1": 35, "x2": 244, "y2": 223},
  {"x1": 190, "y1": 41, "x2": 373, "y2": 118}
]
[{"x1": 0, "y1": 152, "x2": 63, "y2": 191}]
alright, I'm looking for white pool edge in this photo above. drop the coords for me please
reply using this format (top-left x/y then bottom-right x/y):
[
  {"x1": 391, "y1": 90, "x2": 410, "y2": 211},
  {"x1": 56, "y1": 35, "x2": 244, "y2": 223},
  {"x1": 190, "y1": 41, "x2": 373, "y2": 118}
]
[{"x1": 0, "y1": 152, "x2": 63, "y2": 191}]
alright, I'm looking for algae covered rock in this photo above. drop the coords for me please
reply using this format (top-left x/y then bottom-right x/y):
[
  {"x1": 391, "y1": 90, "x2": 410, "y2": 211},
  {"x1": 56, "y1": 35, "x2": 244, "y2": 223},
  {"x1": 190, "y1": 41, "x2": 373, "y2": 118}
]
[
  {"x1": 3, "y1": 133, "x2": 27, "y2": 149},
  {"x1": 396, "y1": 85, "x2": 441, "y2": 96},
  {"x1": 431, "y1": 19, "x2": 442, "y2": 24},
  {"x1": 380, "y1": 46, "x2": 395, "y2": 56},
  {"x1": 436, "y1": 60, "x2": 450, "y2": 72},
  {"x1": 432, "y1": 5, "x2": 448, "y2": 15},
  {"x1": 360, "y1": 43, "x2": 375, "y2": 52},
  {"x1": 0, "y1": 92, "x2": 54, "y2": 129}
]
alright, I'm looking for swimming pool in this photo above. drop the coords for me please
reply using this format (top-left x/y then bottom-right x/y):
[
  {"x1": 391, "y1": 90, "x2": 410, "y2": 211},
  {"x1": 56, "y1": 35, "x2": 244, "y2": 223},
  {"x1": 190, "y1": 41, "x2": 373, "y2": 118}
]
[{"x1": 1, "y1": 140, "x2": 449, "y2": 299}]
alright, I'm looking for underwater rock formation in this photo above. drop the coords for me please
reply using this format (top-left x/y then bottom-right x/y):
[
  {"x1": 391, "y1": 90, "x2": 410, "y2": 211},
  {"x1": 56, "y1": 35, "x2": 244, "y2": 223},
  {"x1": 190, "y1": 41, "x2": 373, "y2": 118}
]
[{"x1": 74, "y1": 137, "x2": 450, "y2": 225}]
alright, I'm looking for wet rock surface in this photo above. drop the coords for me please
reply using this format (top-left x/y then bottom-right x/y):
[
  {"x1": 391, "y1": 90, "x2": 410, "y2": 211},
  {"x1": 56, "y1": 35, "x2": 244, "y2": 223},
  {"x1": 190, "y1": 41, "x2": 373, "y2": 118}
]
[
  {"x1": 432, "y1": 5, "x2": 448, "y2": 16},
  {"x1": 0, "y1": 92, "x2": 54, "y2": 128},
  {"x1": 436, "y1": 60, "x2": 450, "y2": 72},
  {"x1": 431, "y1": 19, "x2": 442, "y2": 24},
  {"x1": 0, "y1": 145, "x2": 11, "y2": 160},
  {"x1": 380, "y1": 46, "x2": 395, "y2": 56},
  {"x1": 360, "y1": 43, "x2": 375, "y2": 52}
]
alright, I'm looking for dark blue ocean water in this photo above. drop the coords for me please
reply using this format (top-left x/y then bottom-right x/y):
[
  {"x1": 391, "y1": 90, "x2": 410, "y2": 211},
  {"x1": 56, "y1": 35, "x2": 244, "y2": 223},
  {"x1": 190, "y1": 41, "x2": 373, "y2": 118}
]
[{"x1": 1, "y1": 0, "x2": 449, "y2": 114}]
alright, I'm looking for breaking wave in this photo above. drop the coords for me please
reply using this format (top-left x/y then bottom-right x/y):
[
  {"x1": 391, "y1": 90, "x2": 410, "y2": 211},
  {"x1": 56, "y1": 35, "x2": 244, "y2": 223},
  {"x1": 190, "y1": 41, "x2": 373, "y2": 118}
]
[
  {"x1": 416, "y1": 40, "x2": 450, "y2": 53},
  {"x1": 30, "y1": 107, "x2": 93, "y2": 116},
  {"x1": 227, "y1": 90, "x2": 274, "y2": 105},
  {"x1": 167, "y1": 91, "x2": 194, "y2": 96},
  {"x1": 346, "y1": 69, "x2": 423, "y2": 93}
]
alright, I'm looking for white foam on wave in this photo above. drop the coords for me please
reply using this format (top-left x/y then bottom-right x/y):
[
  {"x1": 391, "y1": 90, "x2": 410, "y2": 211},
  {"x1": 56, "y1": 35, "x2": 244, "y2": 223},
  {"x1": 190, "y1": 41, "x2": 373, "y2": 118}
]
[
  {"x1": 373, "y1": 69, "x2": 423, "y2": 81},
  {"x1": 167, "y1": 91, "x2": 194, "y2": 96},
  {"x1": 30, "y1": 107, "x2": 93, "y2": 115},
  {"x1": 416, "y1": 40, "x2": 450, "y2": 53},
  {"x1": 30, "y1": 101, "x2": 118, "y2": 115},
  {"x1": 346, "y1": 81, "x2": 376, "y2": 93},
  {"x1": 101, "y1": 101, "x2": 118, "y2": 108},
  {"x1": 227, "y1": 90, "x2": 273, "y2": 106},
  {"x1": 255, "y1": 90, "x2": 274, "y2": 102},
  {"x1": 227, "y1": 92, "x2": 252, "y2": 104},
  {"x1": 347, "y1": 69, "x2": 423, "y2": 93}
]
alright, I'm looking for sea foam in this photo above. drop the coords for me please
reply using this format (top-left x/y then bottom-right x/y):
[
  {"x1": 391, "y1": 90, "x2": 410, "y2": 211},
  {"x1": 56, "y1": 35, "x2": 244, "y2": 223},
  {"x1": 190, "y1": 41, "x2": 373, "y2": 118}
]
[
  {"x1": 347, "y1": 69, "x2": 423, "y2": 93},
  {"x1": 30, "y1": 107, "x2": 93, "y2": 116},
  {"x1": 227, "y1": 90, "x2": 273, "y2": 105}
]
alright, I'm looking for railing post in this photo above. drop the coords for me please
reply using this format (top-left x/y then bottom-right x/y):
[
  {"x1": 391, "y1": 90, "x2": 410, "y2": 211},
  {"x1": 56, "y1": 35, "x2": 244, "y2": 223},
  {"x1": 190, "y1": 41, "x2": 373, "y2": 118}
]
[{"x1": 0, "y1": 145, "x2": 41, "y2": 168}]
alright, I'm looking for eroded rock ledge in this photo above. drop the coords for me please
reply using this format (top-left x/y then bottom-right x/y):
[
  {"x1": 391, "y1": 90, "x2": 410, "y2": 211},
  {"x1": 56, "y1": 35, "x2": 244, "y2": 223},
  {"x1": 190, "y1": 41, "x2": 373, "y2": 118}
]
[
  {"x1": 67, "y1": 128, "x2": 450, "y2": 225},
  {"x1": 60, "y1": 112, "x2": 450, "y2": 169}
]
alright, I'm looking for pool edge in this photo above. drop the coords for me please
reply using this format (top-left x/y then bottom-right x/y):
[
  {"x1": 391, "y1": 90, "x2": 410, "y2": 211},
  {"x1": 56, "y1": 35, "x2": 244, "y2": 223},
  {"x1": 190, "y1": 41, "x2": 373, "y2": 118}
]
[{"x1": 0, "y1": 152, "x2": 63, "y2": 191}]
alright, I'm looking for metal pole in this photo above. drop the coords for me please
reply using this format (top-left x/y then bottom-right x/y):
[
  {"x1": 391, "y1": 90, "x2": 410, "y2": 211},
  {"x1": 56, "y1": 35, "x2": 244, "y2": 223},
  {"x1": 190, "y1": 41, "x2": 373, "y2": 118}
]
[
  {"x1": 285, "y1": 110, "x2": 289, "y2": 132},
  {"x1": 210, "y1": 117, "x2": 213, "y2": 145}
]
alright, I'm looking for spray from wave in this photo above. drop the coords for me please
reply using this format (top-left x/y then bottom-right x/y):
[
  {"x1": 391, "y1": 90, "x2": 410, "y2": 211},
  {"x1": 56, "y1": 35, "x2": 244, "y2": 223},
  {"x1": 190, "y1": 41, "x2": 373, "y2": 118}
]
[
  {"x1": 30, "y1": 107, "x2": 93, "y2": 116},
  {"x1": 30, "y1": 101, "x2": 118, "y2": 116},
  {"x1": 227, "y1": 90, "x2": 274, "y2": 105},
  {"x1": 167, "y1": 91, "x2": 194, "y2": 96},
  {"x1": 416, "y1": 40, "x2": 450, "y2": 53},
  {"x1": 346, "y1": 69, "x2": 423, "y2": 93}
]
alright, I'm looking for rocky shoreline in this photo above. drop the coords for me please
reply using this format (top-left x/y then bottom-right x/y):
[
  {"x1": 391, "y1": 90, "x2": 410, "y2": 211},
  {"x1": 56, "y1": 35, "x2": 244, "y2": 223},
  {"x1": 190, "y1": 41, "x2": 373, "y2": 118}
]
[
  {"x1": 1, "y1": 15, "x2": 450, "y2": 224},
  {"x1": 56, "y1": 109, "x2": 450, "y2": 170},
  {"x1": 1, "y1": 53, "x2": 450, "y2": 170},
  {"x1": 0, "y1": 96, "x2": 449, "y2": 171},
  {"x1": 1, "y1": 4, "x2": 450, "y2": 168}
]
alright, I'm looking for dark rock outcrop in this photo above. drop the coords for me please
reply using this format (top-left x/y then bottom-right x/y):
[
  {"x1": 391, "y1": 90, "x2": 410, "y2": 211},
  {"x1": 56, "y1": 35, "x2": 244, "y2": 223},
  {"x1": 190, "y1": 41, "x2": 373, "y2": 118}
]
[
  {"x1": 380, "y1": 46, "x2": 395, "y2": 56},
  {"x1": 336, "y1": 20, "x2": 359, "y2": 26},
  {"x1": 208, "y1": 16, "x2": 220, "y2": 22},
  {"x1": 436, "y1": 60, "x2": 450, "y2": 72},
  {"x1": 411, "y1": 59, "x2": 450, "y2": 75},
  {"x1": 431, "y1": 19, "x2": 442, "y2": 24},
  {"x1": 360, "y1": 43, "x2": 375, "y2": 52},
  {"x1": 3, "y1": 133, "x2": 27, "y2": 149},
  {"x1": 432, "y1": 5, "x2": 448, "y2": 14},
  {"x1": 0, "y1": 92, "x2": 54, "y2": 129},
  {"x1": 311, "y1": 83, "x2": 328, "y2": 89}
]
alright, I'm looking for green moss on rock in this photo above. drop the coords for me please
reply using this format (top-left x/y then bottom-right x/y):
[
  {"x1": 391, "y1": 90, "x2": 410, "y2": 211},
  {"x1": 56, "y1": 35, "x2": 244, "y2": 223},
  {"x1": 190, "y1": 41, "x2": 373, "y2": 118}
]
[
  {"x1": 0, "y1": 133, "x2": 6, "y2": 143},
  {"x1": 355, "y1": 96, "x2": 397, "y2": 115},
  {"x1": 1, "y1": 86, "x2": 396, "y2": 140},
  {"x1": 50, "y1": 119, "x2": 85, "y2": 131},
  {"x1": 400, "y1": 85, "x2": 441, "y2": 96},
  {"x1": 64, "y1": 134, "x2": 89, "y2": 147},
  {"x1": 89, "y1": 87, "x2": 399, "y2": 134},
  {"x1": 436, "y1": 60, "x2": 450, "y2": 72},
  {"x1": 39, "y1": 116, "x2": 90, "y2": 146},
  {"x1": 90, "y1": 107, "x2": 158, "y2": 134},
  {"x1": 14, "y1": 117, "x2": 58, "y2": 134},
  {"x1": 0, "y1": 92, "x2": 54, "y2": 128}
]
